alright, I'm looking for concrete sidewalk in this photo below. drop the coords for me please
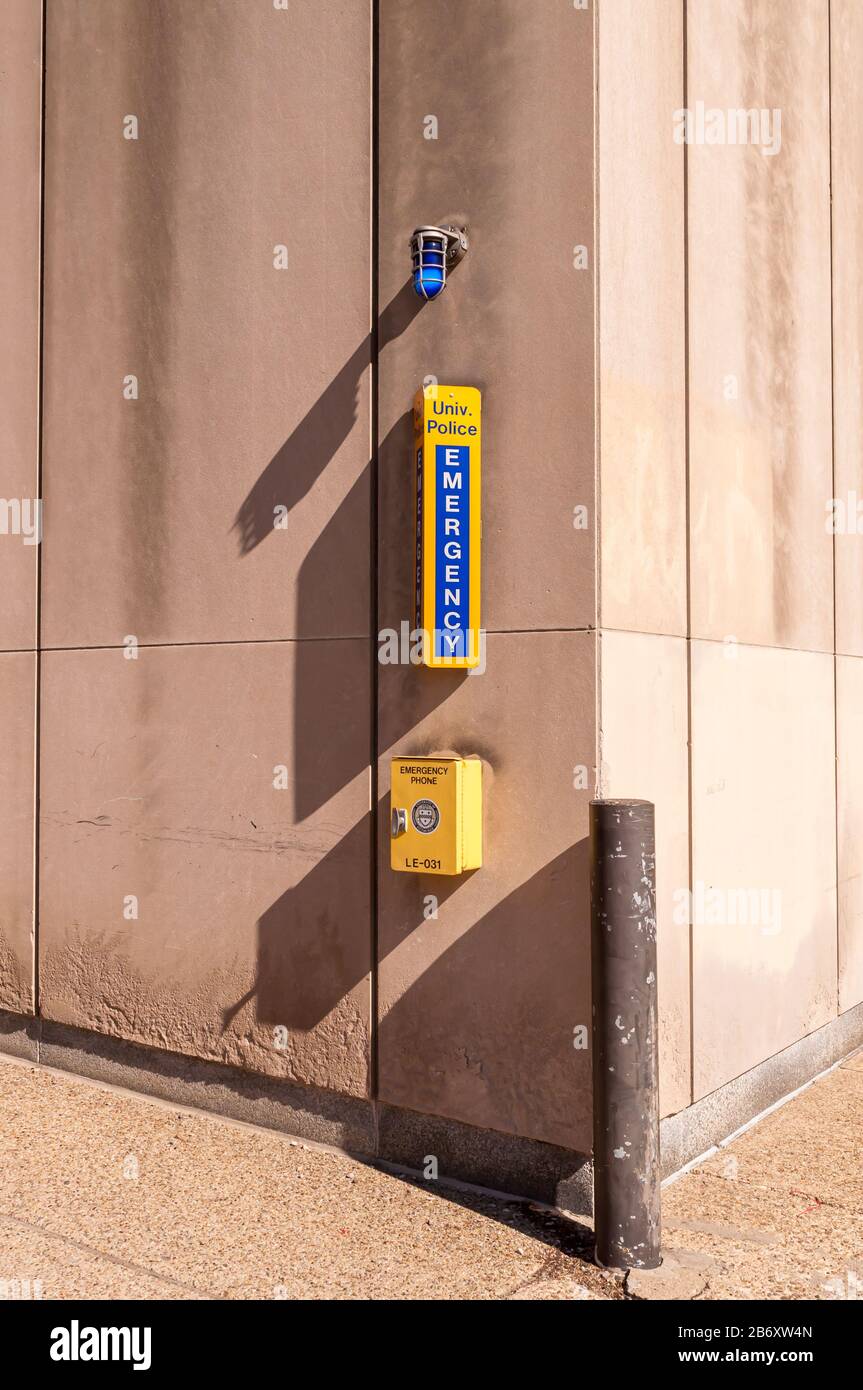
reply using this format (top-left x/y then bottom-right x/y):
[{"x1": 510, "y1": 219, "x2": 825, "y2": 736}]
[
  {"x1": 0, "y1": 1049, "x2": 860, "y2": 1301},
  {"x1": 649, "y1": 1048, "x2": 863, "y2": 1301}
]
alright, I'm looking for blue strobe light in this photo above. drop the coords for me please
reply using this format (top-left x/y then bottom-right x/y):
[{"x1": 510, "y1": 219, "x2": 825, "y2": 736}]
[{"x1": 410, "y1": 225, "x2": 469, "y2": 301}]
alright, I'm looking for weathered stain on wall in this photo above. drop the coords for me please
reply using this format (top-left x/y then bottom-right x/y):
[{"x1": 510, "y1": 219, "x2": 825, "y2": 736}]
[
  {"x1": 0, "y1": 0, "x2": 40, "y2": 1013},
  {"x1": 596, "y1": 0, "x2": 690, "y2": 1119},
  {"x1": 37, "y1": 0, "x2": 374, "y2": 1096},
  {"x1": 599, "y1": 0, "x2": 853, "y2": 1113},
  {"x1": 832, "y1": 0, "x2": 863, "y2": 1016}
]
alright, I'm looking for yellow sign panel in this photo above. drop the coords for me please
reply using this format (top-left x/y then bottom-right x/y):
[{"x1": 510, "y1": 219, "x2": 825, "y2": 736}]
[
  {"x1": 413, "y1": 384, "x2": 481, "y2": 668},
  {"x1": 390, "y1": 756, "x2": 482, "y2": 875}
]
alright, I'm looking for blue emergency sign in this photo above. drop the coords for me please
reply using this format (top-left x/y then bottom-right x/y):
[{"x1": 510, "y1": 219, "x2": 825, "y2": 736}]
[{"x1": 412, "y1": 386, "x2": 481, "y2": 669}]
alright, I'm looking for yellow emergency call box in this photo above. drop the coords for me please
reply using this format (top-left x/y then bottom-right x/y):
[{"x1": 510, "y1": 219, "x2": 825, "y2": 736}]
[
  {"x1": 390, "y1": 755, "x2": 482, "y2": 875},
  {"x1": 413, "y1": 384, "x2": 481, "y2": 668}
]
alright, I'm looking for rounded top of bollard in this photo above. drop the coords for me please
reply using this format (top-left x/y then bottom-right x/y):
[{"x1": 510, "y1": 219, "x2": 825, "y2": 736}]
[
  {"x1": 589, "y1": 798, "x2": 655, "y2": 829},
  {"x1": 589, "y1": 798, "x2": 653, "y2": 808}
]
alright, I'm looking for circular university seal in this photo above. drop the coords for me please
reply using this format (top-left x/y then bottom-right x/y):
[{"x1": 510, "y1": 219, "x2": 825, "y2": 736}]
[{"x1": 411, "y1": 799, "x2": 440, "y2": 834}]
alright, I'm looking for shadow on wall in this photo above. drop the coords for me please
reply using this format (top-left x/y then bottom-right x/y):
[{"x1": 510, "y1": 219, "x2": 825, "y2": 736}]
[
  {"x1": 376, "y1": 837, "x2": 591, "y2": 1147},
  {"x1": 222, "y1": 281, "x2": 471, "y2": 1040},
  {"x1": 233, "y1": 280, "x2": 467, "y2": 820},
  {"x1": 224, "y1": 808, "x2": 590, "y2": 1150},
  {"x1": 225, "y1": 268, "x2": 588, "y2": 1145},
  {"x1": 233, "y1": 282, "x2": 420, "y2": 556}
]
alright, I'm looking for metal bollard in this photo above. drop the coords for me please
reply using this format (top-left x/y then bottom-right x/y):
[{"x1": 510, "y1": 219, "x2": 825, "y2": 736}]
[{"x1": 590, "y1": 798, "x2": 661, "y2": 1269}]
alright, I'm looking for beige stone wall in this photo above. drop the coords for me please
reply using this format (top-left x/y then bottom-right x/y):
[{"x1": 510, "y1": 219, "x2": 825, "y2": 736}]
[
  {"x1": 37, "y1": 0, "x2": 374, "y2": 1095},
  {"x1": 375, "y1": 0, "x2": 596, "y2": 1151},
  {"x1": 0, "y1": 0, "x2": 40, "y2": 1013},
  {"x1": 597, "y1": 0, "x2": 690, "y2": 1118},
  {"x1": 599, "y1": 0, "x2": 858, "y2": 1113},
  {"x1": 832, "y1": 0, "x2": 863, "y2": 1014},
  {"x1": 0, "y1": 0, "x2": 597, "y2": 1154},
  {"x1": 1, "y1": 0, "x2": 856, "y2": 1156}
]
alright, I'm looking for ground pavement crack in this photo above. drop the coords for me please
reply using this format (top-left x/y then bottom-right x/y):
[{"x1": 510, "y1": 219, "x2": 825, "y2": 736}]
[{"x1": 0, "y1": 1210, "x2": 220, "y2": 1300}]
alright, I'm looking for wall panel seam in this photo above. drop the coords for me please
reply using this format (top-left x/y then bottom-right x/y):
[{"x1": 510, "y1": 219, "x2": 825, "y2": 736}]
[
  {"x1": 369, "y1": 0, "x2": 380, "y2": 1102},
  {"x1": 683, "y1": 0, "x2": 694, "y2": 1108},
  {"x1": 32, "y1": 0, "x2": 48, "y2": 1018},
  {"x1": 827, "y1": 0, "x2": 840, "y2": 1017}
]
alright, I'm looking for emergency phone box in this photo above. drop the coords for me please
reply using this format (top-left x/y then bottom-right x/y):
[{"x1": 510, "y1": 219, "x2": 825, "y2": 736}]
[{"x1": 390, "y1": 755, "x2": 482, "y2": 875}]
